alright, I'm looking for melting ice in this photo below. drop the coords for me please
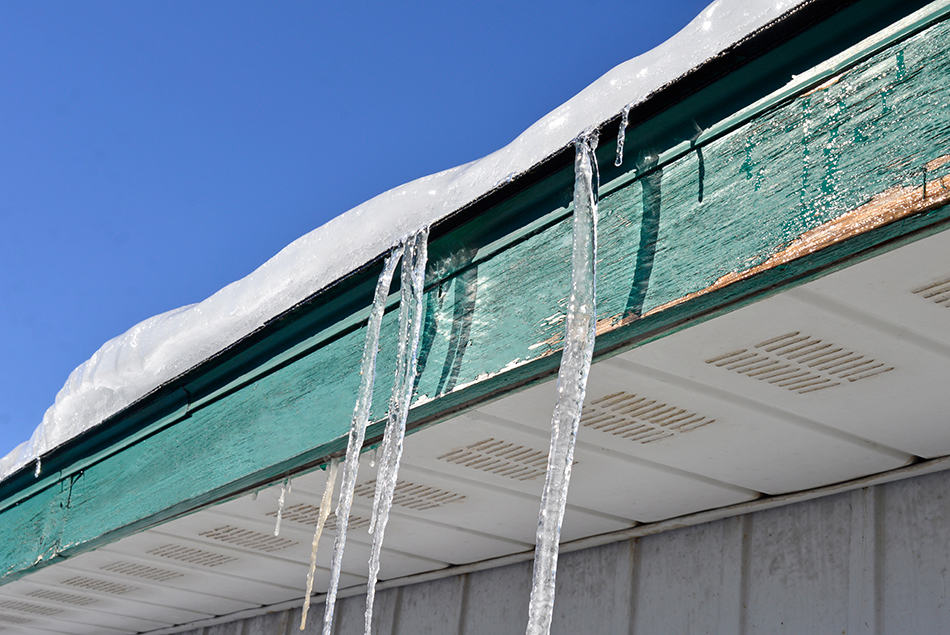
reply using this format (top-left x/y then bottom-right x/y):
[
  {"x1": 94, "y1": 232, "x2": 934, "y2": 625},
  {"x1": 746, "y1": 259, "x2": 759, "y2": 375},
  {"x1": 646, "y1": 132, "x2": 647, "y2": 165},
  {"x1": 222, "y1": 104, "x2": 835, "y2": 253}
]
[
  {"x1": 301, "y1": 460, "x2": 339, "y2": 630},
  {"x1": 615, "y1": 105, "x2": 631, "y2": 167},
  {"x1": 364, "y1": 228, "x2": 429, "y2": 634},
  {"x1": 317, "y1": 247, "x2": 404, "y2": 634},
  {"x1": 274, "y1": 478, "x2": 291, "y2": 537},
  {"x1": 525, "y1": 133, "x2": 600, "y2": 635}
]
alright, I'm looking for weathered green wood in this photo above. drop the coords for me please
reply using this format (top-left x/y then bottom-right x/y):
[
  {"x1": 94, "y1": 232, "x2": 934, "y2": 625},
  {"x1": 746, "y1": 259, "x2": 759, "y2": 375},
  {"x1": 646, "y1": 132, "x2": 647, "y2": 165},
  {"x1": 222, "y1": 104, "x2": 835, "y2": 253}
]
[{"x1": 2, "y1": 4, "x2": 950, "y2": 584}]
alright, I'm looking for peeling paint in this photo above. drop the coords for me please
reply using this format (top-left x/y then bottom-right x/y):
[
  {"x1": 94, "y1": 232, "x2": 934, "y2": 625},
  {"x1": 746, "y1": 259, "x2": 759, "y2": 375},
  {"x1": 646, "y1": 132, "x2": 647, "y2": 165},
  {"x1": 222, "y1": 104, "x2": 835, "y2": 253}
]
[
  {"x1": 571, "y1": 160, "x2": 950, "y2": 345},
  {"x1": 645, "y1": 163, "x2": 950, "y2": 317}
]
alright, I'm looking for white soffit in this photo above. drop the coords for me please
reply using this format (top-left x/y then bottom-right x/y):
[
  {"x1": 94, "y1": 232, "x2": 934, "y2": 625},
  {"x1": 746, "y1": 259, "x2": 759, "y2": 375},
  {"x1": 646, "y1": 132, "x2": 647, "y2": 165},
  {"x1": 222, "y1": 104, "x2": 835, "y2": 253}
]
[{"x1": 629, "y1": 229, "x2": 950, "y2": 459}]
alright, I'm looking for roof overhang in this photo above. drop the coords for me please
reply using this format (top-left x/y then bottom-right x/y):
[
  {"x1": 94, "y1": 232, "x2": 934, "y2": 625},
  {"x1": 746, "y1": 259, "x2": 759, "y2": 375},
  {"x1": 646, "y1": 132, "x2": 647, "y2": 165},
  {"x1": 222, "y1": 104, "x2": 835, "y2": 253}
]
[{"x1": 1, "y1": 0, "x2": 949, "y2": 630}]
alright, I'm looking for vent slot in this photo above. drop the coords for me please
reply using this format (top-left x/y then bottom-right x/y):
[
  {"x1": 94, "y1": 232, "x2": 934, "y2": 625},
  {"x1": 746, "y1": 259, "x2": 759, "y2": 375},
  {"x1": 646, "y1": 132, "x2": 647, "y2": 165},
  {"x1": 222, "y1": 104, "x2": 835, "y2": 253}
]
[
  {"x1": 266, "y1": 504, "x2": 371, "y2": 532},
  {"x1": 354, "y1": 480, "x2": 466, "y2": 511},
  {"x1": 0, "y1": 600, "x2": 62, "y2": 616},
  {"x1": 438, "y1": 438, "x2": 549, "y2": 480},
  {"x1": 26, "y1": 589, "x2": 98, "y2": 607},
  {"x1": 101, "y1": 561, "x2": 184, "y2": 582},
  {"x1": 198, "y1": 526, "x2": 297, "y2": 553},
  {"x1": 148, "y1": 544, "x2": 238, "y2": 568},
  {"x1": 0, "y1": 614, "x2": 31, "y2": 624},
  {"x1": 706, "y1": 332, "x2": 894, "y2": 393},
  {"x1": 912, "y1": 277, "x2": 950, "y2": 307},
  {"x1": 581, "y1": 393, "x2": 715, "y2": 443},
  {"x1": 60, "y1": 576, "x2": 137, "y2": 595}
]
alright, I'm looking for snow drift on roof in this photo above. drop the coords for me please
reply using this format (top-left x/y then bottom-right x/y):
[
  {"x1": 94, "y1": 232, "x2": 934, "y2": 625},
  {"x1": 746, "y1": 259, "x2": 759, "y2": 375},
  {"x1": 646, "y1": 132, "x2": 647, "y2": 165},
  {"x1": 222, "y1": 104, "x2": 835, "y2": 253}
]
[{"x1": 1, "y1": 0, "x2": 808, "y2": 481}]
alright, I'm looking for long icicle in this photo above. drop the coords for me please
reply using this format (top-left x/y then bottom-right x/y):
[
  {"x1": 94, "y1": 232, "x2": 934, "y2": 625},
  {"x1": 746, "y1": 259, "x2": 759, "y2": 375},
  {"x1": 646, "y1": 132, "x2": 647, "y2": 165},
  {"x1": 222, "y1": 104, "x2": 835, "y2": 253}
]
[
  {"x1": 364, "y1": 228, "x2": 429, "y2": 634},
  {"x1": 525, "y1": 132, "x2": 599, "y2": 635},
  {"x1": 315, "y1": 247, "x2": 404, "y2": 634},
  {"x1": 300, "y1": 459, "x2": 340, "y2": 630}
]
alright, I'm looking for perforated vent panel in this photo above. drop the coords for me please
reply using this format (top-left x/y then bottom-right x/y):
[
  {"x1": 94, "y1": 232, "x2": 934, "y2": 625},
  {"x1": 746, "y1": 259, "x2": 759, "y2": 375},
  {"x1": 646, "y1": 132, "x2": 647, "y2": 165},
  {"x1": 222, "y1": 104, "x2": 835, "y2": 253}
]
[
  {"x1": 912, "y1": 276, "x2": 950, "y2": 307},
  {"x1": 60, "y1": 576, "x2": 138, "y2": 595},
  {"x1": 26, "y1": 589, "x2": 98, "y2": 606},
  {"x1": 0, "y1": 600, "x2": 62, "y2": 616},
  {"x1": 438, "y1": 438, "x2": 548, "y2": 480},
  {"x1": 706, "y1": 332, "x2": 894, "y2": 393},
  {"x1": 354, "y1": 480, "x2": 466, "y2": 511},
  {"x1": 198, "y1": 526, "x2": 297, "y2": 553},
  {"x1": 0, "y1": 614, "x2": 31, "y2": 624},
  {"x1": 147, "y1": 544, "x2": 238, "y2": 568},
  {"x1": 266, "y1": 504, "x2": 371, "y2": 531},
  {"x1": 101, "y1": 561, "x2": 184, "y2": 582},
  {"x1": 581, "y1": 393, "x2": 715, "y2": 443}
]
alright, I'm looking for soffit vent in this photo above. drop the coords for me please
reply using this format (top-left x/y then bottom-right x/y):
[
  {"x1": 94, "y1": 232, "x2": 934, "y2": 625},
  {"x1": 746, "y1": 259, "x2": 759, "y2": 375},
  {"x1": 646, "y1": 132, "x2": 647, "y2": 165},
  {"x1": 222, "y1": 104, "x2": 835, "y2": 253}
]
[
  {"x1": 0, "y1": 600, "x2": 62, "y2": 616},
  {"x1": 27, "y1": 589, "x2": 98, "y2": 607},
  {"x1": 101, "y1": 561, "x2": 184, "y2": 582},
  {"x1": 266, "y1": 504, "x2": 371, "y2": 532},
  {"x1": 198, "y1": 526, "x2": 297, "y2": 553},
  {"x1": 60, "y1": 576, "x2": 137, "y2": 596},
  {"x1": 438, "y1": 438, "x2": 548, "y2": 480},
  {"x1": 354, "y1": 480, "x2": 466, "y2": 511},
  {"x1": 705, "y1": 332, "x2": 894, "y2": 393},
  {"x1": 0, "y1": 614, "x2": 31, "y2": 624},
  {"x1": 581, "y1": 393, "x2": 715, "y2": 443},
  {"x1": 912, "y1": 277, "x2": 950, "y2": 307},
  {"x1": 147, "y1": 544, "x2": 238, "y2": 568}
]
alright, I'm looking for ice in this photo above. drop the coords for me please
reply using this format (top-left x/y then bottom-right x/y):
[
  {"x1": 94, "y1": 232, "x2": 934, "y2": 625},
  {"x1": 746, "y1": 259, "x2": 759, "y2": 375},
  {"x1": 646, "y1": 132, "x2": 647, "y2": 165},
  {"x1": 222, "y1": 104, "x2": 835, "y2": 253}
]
[
  {"x1": 2, "y1": 0, "x2": 809, "y2": 481},
  {"x1": 364, "y1": 229, "x2": 428, "y2": 634},
  {"x1": 319, "y1": 248, "x2": 403, "y2": 635},
  {"x1": 273, "y1": 478, "x2": 291, "y2": 537},
  {"x1": 301, "y1": 459, "x2": 339, "y2": 631},
  {"x1": 525, "y1": 132, "x2": 600, "y2": 635},
  {"x1": 614, "y1": 105, "x2": 631, "y2": 167}
]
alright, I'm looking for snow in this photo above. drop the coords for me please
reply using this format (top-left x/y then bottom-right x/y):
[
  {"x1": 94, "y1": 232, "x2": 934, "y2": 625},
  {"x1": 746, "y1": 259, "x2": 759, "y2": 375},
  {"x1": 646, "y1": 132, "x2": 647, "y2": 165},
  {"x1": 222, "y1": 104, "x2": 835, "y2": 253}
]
[{"x1": 0, "y1": 0, "x2": 807, "y2": 482}]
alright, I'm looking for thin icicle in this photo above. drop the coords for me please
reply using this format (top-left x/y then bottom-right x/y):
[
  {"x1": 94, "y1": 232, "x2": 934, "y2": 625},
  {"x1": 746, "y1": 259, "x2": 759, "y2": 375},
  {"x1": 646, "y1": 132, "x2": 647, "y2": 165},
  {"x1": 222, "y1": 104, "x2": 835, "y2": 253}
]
[
  {"x1": 318, "y1": 247, "x2": 403, "y2": 635},
  {"x1": 615, "y1": 105, "x2": 631, "y2": 167},
  {"x1": 34, "y1": 458, "x2": 41, "y2": 478},
  {"x1": 526, "y1": 132, "x2": 600, "y2": 635},
  {"x1": 300, "y1": 460, "x2": 340, "y2": 630},
  {"x1": 274, "y1": 478, "x2": 291, "y2": 536},
  {"x1": 364, "y1": 228, "x2": 429, "y2": 635}
]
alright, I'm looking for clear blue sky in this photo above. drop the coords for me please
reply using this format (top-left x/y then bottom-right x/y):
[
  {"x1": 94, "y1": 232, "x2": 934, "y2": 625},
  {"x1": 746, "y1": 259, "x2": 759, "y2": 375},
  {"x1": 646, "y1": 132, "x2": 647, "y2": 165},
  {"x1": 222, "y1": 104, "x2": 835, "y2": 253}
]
[{"x1": 0, "y1": 1, "x2": 709, "y2": 457}]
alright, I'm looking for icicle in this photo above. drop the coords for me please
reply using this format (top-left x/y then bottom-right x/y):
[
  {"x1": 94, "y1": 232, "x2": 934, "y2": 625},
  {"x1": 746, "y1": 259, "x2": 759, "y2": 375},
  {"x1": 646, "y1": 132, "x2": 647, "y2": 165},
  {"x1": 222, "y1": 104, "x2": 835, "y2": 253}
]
[
  {"x1": 274, "y1": 478, "x2": 291, "y2": 536},
  {"x1": 368, "y1": 446, "x2": 377, "y2": 468},
  {"x1": 34, "y1": 457, "x2": 41, "y2": 478},
  {"x1": 364, "y1": 228, "x2": 429, "y2": 635},
  {"x1": 615, "y1": 105, "x2": 631, "y2": 167},
  {"x1": 525, "y1": 132, "x2": 600, "y2": 635},
  {"x1": 300, "y1": 460, "x2": 340, "y2": 630},
  {"x1": 318, "y1": 247, "x2": 404, "y2": 635}
]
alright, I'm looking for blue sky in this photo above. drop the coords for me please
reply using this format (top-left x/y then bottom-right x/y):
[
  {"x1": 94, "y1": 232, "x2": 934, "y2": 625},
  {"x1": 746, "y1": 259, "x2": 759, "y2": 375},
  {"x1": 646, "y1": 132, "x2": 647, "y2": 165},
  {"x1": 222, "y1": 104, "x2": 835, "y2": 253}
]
[{"x1": 0, "y1": 1, "x2": 709, "y2": 457}]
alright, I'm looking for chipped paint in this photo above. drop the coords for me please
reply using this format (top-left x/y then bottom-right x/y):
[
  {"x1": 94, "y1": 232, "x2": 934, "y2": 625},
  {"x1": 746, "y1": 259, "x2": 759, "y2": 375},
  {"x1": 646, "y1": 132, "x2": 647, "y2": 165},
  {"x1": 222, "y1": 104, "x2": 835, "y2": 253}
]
[
  {"x1": 645, "y1": 164, "x2": 950, "y2": 317},
  {"x1": 563, "y1": 159, "x2": 950, "y2": 347}
]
